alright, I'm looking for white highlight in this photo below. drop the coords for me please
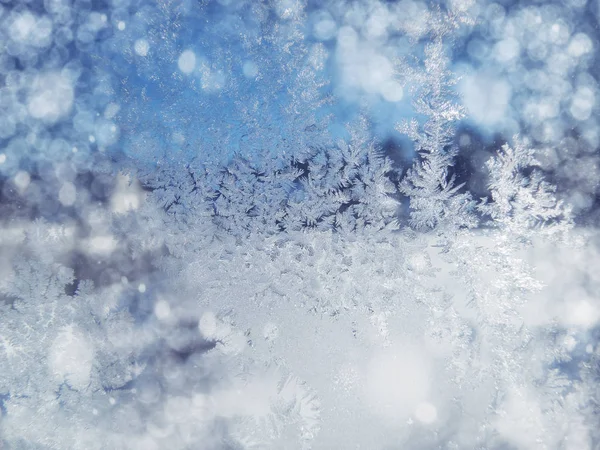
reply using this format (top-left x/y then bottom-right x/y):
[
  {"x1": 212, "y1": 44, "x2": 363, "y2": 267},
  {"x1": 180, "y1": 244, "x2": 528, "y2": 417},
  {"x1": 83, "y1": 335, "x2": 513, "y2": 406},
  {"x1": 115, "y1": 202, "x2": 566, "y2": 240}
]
[
  {"x1": 178, "y1": 50, "x2": 196, "y2": 74},
  {"x1": 198, "y1": 311, "x2": 218, "y2": 338},
  {"x1": 14, "y1": 171, "x2": 31, "y2": 191},
  {"x1": 364, "y1": 343, "x2": 432, "y2": 421},
  {"x1": 49, "y1": 326, "x2": 94, "y2": 391},
  {"x1": 87, "y1": 235, "x2": 117, "y2": 255},
  {"x1": 313, "y1": 11, "x2": 337, "y2": 41},
  {"x1": 242, "y1": 61, "x2": 258, "y2": 78},
  {"x1": 27, "y1": 73, "x2": 74, "y2": 123},
  {"x1": 494, "y1": 38, "x2": 520, "y2": 62},
  {"x1": 565, "y1": 299, "x2": 599, "y2": 328},
  {"x1": 154, "y1": 300, "x2": 171, "y2": 320},
  {"x1": 414, "y1": 402, "x2": 437, "y2": 424},
  {"x1": 570, "y1": 87, "x2": 595, "y2": 121},
  {"x1": 134, "y1": 39, "x2": 149, "y2": 56},
  {"x1": 586, "y1": 344, "x2": 593, "y2": 354},
  {"x1": 58, "y1": 182, "x2": 77, "y2": 206},
  {"x1": 461, "y1": 73, "x2": 511, "y2": 127},
  {"x1": 567, "y1": 33, "x2": 592, "y2": 57},
  {"x1": 10, "y1": 12, "x2": 36, "y2": 43},
  {"x1": 380, "y1": 80, "x2": 404, "y2": 102}
]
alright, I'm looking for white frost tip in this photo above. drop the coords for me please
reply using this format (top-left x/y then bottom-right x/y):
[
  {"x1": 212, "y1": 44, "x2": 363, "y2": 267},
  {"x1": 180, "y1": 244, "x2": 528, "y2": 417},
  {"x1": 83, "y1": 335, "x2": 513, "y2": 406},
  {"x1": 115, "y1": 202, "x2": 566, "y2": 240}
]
[
  {"x1": 134, "y1": 39, "x2": 149, "y2": 57},
  {"x1": 414, "y1": 402, "x2": 437, "y2": 424},
  {"x1": 154, "y1": 300, "x2": 171, "y2": 320},
  {"x1": 117, "y1": 21, "x2": 126, "y2": 31},
  {"x1": 0, "y1": 153, "x2": 6, "y2": 164},
  {"x1": 178, "y1": 50, "x2": 196, "y2": 74},
  {"x1": 138, "y1": 283, "x2": 147, "y2": 293}
]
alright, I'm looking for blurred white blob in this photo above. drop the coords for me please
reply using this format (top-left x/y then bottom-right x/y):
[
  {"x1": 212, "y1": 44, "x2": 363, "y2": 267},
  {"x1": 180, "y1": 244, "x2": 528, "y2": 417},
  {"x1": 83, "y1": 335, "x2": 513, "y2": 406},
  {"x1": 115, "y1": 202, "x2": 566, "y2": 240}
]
[
  {"x1": 49, "y1": 326, "x2": 94, "y2": 391},
  {"x1": 58, "y1": 182, "x2": 77, "y2": 206},
  {"x1": 563, "y1": 335, "x2": 577, "y2": 352},
  {"x1": 586, "y1": 344, "x2": 594, "y2": 354},
  {"x1": 494, "y1": 37, "x2": 520, "y2": 63},
  {"x1": 14, "y1": 171, "x2": 30, "y2": 191},
  {"x1": 27, "y1": 72, "x2": 74, "y2": 123},
  {"x1": 178, "y1": 50, "x2": 196, "y2": 74},
  {"x1": 364, "y1": 343, "x2": 432, "y2": 422},
  {"x1": 138, "y1": 283, "x2": 146, "y2": 293},
  {"x1": 461, "y1": 72, "x2": 511, "y2": 127},
  {"x1": 0, "y1": 154, "x2": 6, "y2": 165},
  {"x1": 242, "y1": 61, "x2": 258, "y2": 78},
  {"x1": 86, "y1": 235, "x2": 117, "y2": 256},
  {"x1": 313, "y1": 11, "x2": 337, "y2": 41},
  {"x1": 364, "y1": 4, "x2": 389, "y2": 40},
  {"x1": 10, "y1": 11, "x2": 37, "y2": 42},
  {"x1": 493, "y1": 387, "x2": 562, "y2": 450},
  {"x1": 380, "y1": 80, "x2": 404, "y2": 102},
  {"x1": 564, "y1": 298, "x2": 599, "y2": 329},
  {"x1": 458, "y1": 133, "x2": 471, "y2": 148},
  {"x1": 154, "y1": 299, "x2": 171, "y2": 321},
  {"x1": 570, "y1": 87, "x2": 595, "y2": 121},
  {"x1": 337, "y1": 25, "x2": 358, "y2": 50},
  {"x1": 9, "y1": 11, "x2": 53, "y2": 47},
  {"x1": 94, "y1": 120, "x2": 119, "y2": 147},
  {"x1": 414, "y1": 401, "x2": 437, "y2": 424},
  {"x1": 134, "y1": 39, "x2": 149, "y2": 57},
  {"x1": 198, "y1": 311, "x2": 218, "y2": 339},
  {"x1": 336, "y1": 25, "x2": 402, "y2": 103},
  {"x1": 567, "y1": 33, "x2": 593, "y2": 58}
]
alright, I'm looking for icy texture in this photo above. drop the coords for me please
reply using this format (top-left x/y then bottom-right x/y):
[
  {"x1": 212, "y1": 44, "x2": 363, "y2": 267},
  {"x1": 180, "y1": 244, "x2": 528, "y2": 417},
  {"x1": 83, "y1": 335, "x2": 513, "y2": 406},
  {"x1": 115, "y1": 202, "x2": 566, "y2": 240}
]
[{"x1": 0, "y1": 0, "x2": 599, "y2": 449}]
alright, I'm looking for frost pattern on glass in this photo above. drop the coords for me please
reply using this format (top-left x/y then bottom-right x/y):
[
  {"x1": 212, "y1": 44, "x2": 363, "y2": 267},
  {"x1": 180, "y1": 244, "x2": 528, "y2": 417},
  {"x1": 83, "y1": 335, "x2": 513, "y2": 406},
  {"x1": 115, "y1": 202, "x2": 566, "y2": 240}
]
[{"x1": 0, "y1": 0, "x2": 599, "y2": 449}]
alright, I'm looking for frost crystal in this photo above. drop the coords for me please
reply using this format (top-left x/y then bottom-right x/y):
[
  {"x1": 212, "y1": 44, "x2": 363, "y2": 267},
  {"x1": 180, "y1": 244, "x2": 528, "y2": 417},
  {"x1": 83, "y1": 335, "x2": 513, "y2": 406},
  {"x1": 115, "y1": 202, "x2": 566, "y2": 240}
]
[{"x1": 0, "y1": 0, "x2": 598, "y2": 449}]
